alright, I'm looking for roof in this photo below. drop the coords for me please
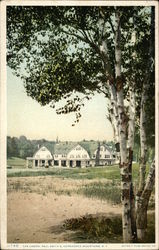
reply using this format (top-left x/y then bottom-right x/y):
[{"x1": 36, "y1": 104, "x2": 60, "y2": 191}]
[
  {"x1": 53, "y1": 141, "x2": 114, "y2": 157},
  {"x1": 79, "y1": 141, "x2": 98, "y2": 157},
  {"x1": 53, "y1": 142, "x2": 78, "y2": 155},
  {"x1": 32, "y1": 141, "x2": 115, "y2": 157},
  {"x1": 33, "y1": 146, "x2": 53, "y2": 159}
]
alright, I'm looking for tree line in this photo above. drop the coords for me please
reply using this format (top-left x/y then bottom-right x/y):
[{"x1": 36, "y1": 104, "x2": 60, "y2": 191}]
[
  {"x1": 7, "y1": 136, "x2": 118, "y2": 160},
  {"x1": 7, "y1": 135, "x2": 56, "y2": 159}
]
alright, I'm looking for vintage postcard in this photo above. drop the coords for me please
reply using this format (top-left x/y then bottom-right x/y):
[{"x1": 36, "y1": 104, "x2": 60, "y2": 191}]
[{"x1": 0, "y1": 0, "x2": 159, "y2": 249}]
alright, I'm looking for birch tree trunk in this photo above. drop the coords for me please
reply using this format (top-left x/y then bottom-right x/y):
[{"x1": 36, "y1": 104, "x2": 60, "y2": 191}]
[
  {"x1": 99, "y1": 25, "x2": 119, "y2": 147},
  {"x1": 138, "y1": 84, "x2": 148, "y2": 194},
  {"x1": 115, "y1": 11, "x2": 132, "y2": 243},
  {"x1": 136, "y1": 159, "x2": 155, "y2": 239},
  {"x1": 136, "y1": 89, "x2": 153, "y2": 240},
  {"x1": 128, "y1": 83, "x2": 137, "y2": 240},
  {"x1": 109, "y1": 83, "x2": 119, "y2": 145},
  {"x1": 136, "y1": 6, "x2": 155, "y2": 240}
]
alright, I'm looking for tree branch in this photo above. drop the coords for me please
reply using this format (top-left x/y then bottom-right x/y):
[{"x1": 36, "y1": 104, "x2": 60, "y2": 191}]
[{"x1": 108, "y1": 16, "x2": 115, "y2": 34}]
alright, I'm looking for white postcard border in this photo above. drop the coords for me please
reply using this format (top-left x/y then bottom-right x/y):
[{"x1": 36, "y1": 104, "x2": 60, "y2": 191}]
[{"x1": 0, "y1": 1, "x2": 159, "y2": 249}]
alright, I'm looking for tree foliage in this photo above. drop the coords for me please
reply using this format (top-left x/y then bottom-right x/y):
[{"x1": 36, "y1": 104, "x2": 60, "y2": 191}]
[{"x1": 7, "y1": 6, "x2": 154, "y2": 127}]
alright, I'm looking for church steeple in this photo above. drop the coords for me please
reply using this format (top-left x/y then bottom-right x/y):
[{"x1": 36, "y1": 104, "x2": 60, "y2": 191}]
[{"x1": 56, "y1": 136, "x2": 59, "y2": 144}]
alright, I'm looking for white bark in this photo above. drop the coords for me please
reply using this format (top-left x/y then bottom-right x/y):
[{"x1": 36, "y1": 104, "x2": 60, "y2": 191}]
[
  {"x1": 99, "y1": 38, "x2": 119, "y2": 145},
  {"x1": 128, "y1": 84, "x2": 135, "y2": 150},
  {"x1": 144, "y1": 158, "x2": 155, "y2": 192},
  {"x1": 115, "y1": 11, "x2": 132, "y2": 243},
  {"x1": 136, "y1": 7, "x2": 155, "y2": 240},
  {"x1": 115, "y1": 13, "x2": 127, "y2": 164},
  {"x1": 136, "y1": 159, "x2": 155, "y2": 240},
  {"x1": 138, "y1": 87, "x2": 148, "y2": 192},
  {"x1": 109, "y1": 84, "x2": 119, "y2": 144},
  {"x1": 127, "y1": 83, "x2": 137, "y2": 239}
]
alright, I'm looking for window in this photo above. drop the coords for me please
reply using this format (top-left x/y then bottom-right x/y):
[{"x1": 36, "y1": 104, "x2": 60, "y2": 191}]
[
  {"x1": 105, "y1": 155, "x2": 110, "y2": 158},
  {"x1": 41, "y1": 147, "x2": 46, "y2": 151},
  {"x1": 70, "y1": 155, "x2": 74, "y2": 158},
  {"x1": 93, "y1": 154, "x2": 96, "y2": 158},
  {"x1": 76, "y1": 155, "x2": 80, "y2": 158},
  {"x1": 82, "y1": 155, "x2": 87, "y2": 158},
  {"x1": 76, "y1": 146, "x2": 81, "y2": 150}
]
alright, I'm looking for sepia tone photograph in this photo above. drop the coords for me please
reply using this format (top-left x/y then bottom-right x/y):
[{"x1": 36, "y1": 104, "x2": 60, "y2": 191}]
[{"x1": 0, "y1": 1, "x2": 158, "y2": 249}]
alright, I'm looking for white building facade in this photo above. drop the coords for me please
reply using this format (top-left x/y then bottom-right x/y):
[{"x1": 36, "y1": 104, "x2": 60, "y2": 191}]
[
  {"x1": 26, "y1": 146, "x2": 53, "y2": 168},
  {"x1": 67, "y1": 144, "x2": 90, "y2": 168},
  {"x1": 27, "y1": 143, "x2": 116, "y2": 168}
]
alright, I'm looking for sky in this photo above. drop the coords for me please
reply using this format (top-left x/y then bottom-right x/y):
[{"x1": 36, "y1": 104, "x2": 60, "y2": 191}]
[{"x1": 7, "y1": 67, "x2": 113, "y2": 141}]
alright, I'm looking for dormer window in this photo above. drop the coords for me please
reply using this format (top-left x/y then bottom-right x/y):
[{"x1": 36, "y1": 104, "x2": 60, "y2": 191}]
[
  {"x1": 82, "y1": 155, "x2": 87, "y2": 158},
  {"x1": 70, "y1": 155, "x2": 74, "y2": 158},
  {"x1": 105, "y1": 155, "x2": 110, "y2": 158},
  {"x1": 41, "y1": 147, "x2": 46, "y2": 151}
]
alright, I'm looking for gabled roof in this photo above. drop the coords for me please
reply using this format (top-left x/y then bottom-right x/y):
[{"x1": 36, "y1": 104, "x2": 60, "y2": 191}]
[
  {"x1": 53, "y1": 142, "x2": 78, "y2": 155},
  {"x1": 79, "y1": 141, "x2": 98, "y2": 157},
  {"x1": 33, "y1": 146, "x2": 53, "y2": 159},
  {"x1": 53, "y1": 142, "x2": 95, "y2": 156},
  {"x1": 33, "y1": 141, "x2": 115, "y2": 157},
  {"x1": 101, "y1": 144, "x2": 112, "y2": 153}
]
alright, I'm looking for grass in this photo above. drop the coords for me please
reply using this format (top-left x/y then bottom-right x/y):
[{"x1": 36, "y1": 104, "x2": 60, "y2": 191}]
[
  {"x1": 7, "y1": 157, "x2": 26, "y2": 169},
  {"x1": 7, "y1": 178, "x2": 56, "y2": 195},
  {"x1": 8, "y1": 178, "x2": 121, "y2": 204},
  {"x1": 7, "y1": 157, "x2": 151, "y2": 182},
  {"x1": 62, "y1": 212, "x2": 155, "y2": 243},
  {"x1": 7, "y1": 165, "x2": 121, "y2": 179},
  {"x1": 7, "y1": 163, "x2": 151, "y2": 188},
  {"x1": 77, "y1": 181, "x2": 121, "y2": 204},
  {"x1": 7, "y1": 165, "x2": 126, "y2": 179},
  {"x1": 7, "y1": 159, "x2": 154, "y2": 206}
]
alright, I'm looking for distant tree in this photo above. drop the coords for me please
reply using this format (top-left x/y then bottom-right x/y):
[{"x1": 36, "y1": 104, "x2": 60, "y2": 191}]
[
  {"x1": 7, "y1": 136, "x2": 13, "y2": 158},
  {"x1": 10, "y1": 137, "x2": 19, "y2": 157}
]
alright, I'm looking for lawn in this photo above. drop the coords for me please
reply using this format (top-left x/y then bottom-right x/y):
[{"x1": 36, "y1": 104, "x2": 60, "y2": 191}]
[
  {"x1": 7, "y1": 157, "x2": 26, "y2": 169},
  {"x1": 7, "y1": 157, "x2": 150, "y2": 182},
  {"x1": 7, "y1": 159, "x2": 154, "y2": 207},
  {"x1": 7, "y1": 157, "x2": 155, "y2": 243},
  {"x1": 7, "y1": 165, "x2": 121, "y2": 179}
]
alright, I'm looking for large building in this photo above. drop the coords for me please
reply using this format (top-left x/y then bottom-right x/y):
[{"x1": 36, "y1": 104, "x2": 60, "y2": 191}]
[
  {"x1": 26, "y1": 142, "x2": 117, "y2": 168},
  {"x1": 26, "y1": 146, "x2": 53, "y2": 168}
]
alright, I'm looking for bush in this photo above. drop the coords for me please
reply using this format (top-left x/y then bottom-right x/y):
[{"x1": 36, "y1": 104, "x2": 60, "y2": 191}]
[{"x1": 63, "y1": 214, "x2": 122, "y2": 243}]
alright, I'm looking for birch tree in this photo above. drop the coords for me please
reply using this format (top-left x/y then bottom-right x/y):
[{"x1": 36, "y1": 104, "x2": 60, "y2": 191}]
[
  {"x1": 135, "y1": 7, "x2": 155, "y2": 240},
  {"x1": 7, "y1": 6, "x2": 155, "y2": 243}
]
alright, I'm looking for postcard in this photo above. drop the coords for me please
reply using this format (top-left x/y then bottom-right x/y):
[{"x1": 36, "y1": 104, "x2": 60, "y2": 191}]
[{"x1": 0, "y1": 1, "x2": 159, "y2": 249}]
